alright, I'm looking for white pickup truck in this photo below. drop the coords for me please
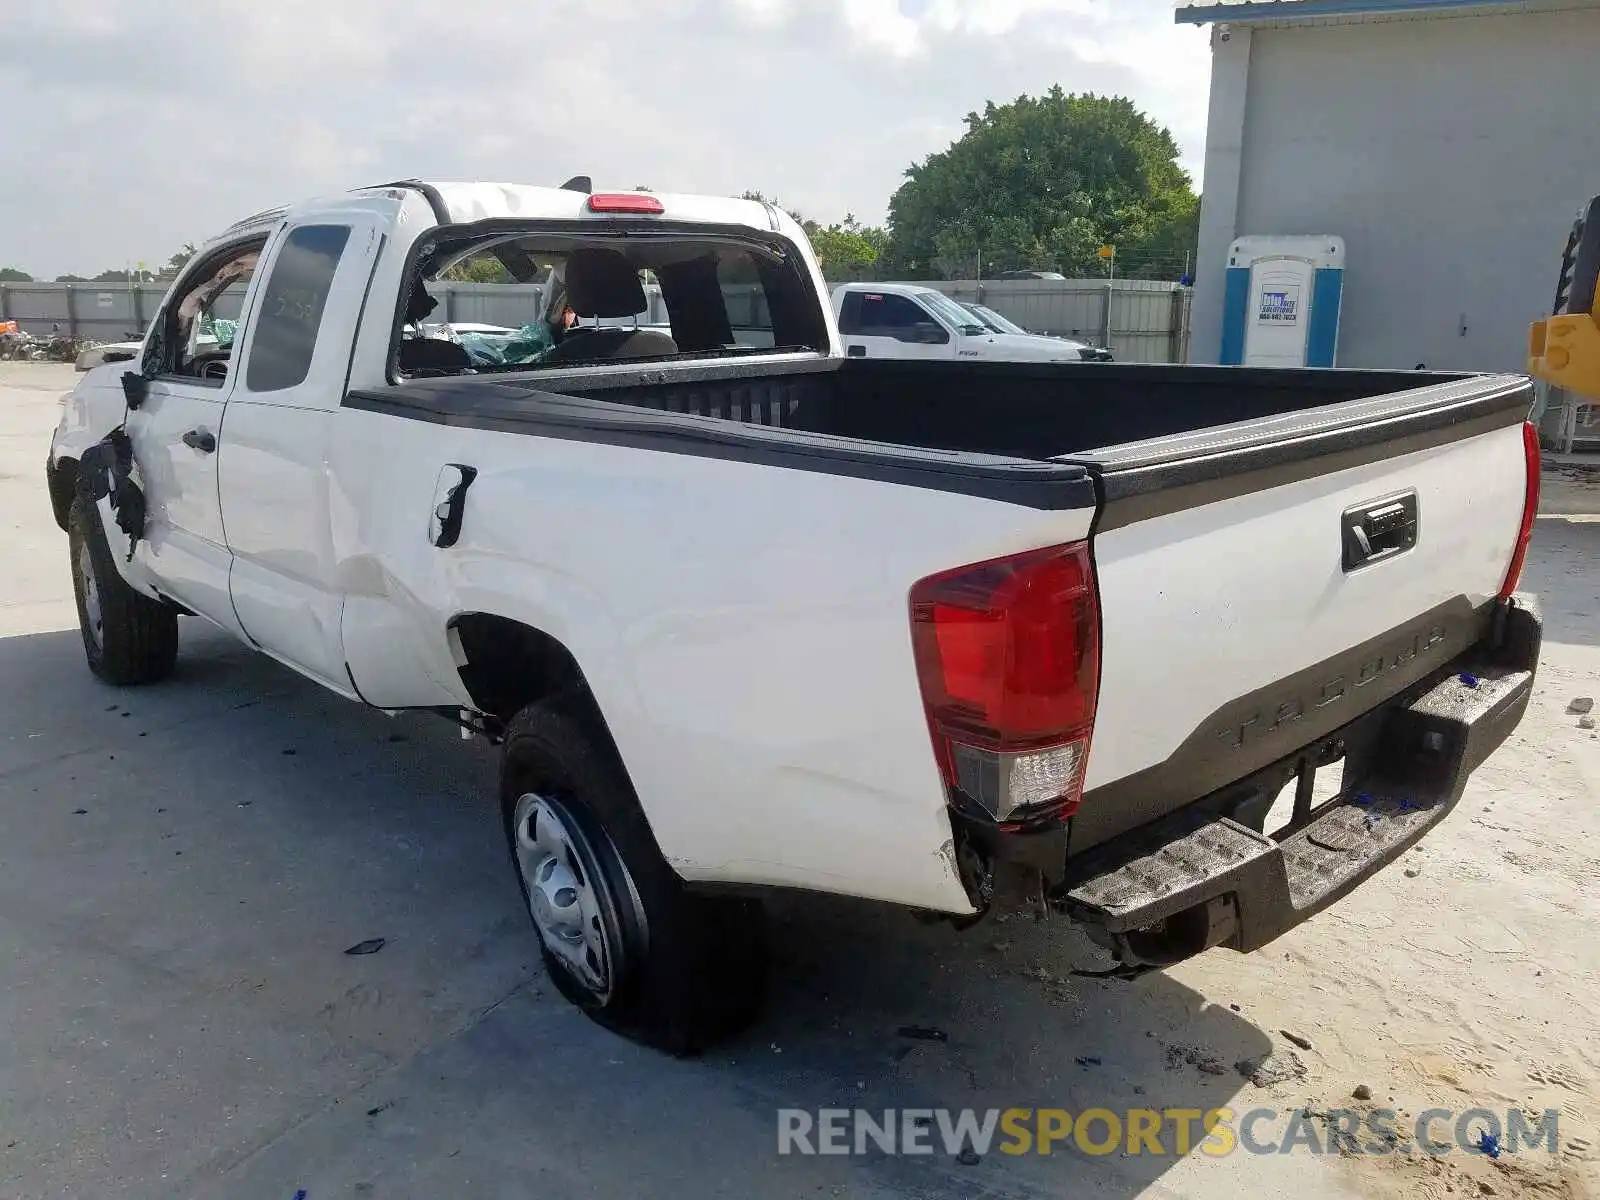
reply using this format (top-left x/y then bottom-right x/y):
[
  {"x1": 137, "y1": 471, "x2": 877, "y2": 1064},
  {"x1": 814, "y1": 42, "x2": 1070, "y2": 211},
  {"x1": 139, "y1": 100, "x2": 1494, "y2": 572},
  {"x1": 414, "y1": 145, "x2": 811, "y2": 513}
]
[
  {"x1": 832, "y1": 280, "x2": 1112, "y2": 362},
  {"x1": 47, "y1": 179, "x2": 1543, "y2": 1055}
]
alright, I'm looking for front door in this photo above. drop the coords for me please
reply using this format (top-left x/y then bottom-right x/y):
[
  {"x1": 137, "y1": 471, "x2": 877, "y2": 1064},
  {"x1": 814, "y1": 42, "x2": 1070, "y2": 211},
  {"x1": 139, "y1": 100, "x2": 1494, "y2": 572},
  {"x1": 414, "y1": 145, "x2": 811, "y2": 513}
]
[
  {"x1": 126, "y1": 238, "x2": 269, "y2": 638},
  {"x1": 836, "y1": 291, "x2": 952, "y2": 360}
]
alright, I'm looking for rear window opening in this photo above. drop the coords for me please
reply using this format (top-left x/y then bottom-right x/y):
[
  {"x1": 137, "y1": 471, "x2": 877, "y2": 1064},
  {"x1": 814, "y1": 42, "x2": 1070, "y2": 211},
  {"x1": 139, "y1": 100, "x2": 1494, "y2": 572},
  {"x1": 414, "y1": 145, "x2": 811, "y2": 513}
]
[{"x1": 390, "y1": 228, "x2": 829, "y2": 379}]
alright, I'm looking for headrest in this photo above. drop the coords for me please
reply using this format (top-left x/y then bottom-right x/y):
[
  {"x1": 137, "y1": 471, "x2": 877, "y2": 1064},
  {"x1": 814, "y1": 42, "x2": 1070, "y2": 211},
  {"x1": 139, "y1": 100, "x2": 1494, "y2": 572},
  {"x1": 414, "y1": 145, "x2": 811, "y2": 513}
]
[
  {"x1": 406, "y1": 286, "x2": 439, "y2": 324},
  {"x1": 563, "y1": 248, "x2": 646, "y2": 318}
]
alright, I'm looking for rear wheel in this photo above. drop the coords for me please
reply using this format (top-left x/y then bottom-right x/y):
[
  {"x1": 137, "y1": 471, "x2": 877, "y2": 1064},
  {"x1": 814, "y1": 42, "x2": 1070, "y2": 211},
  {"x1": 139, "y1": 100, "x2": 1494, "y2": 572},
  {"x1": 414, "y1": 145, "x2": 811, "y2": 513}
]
[
  {"x1": 500, "y1": 703, "x2": 766, "y2": 1055},
  {"x1": 67, "y1": 496, "x2": 178, "y2": 685}
]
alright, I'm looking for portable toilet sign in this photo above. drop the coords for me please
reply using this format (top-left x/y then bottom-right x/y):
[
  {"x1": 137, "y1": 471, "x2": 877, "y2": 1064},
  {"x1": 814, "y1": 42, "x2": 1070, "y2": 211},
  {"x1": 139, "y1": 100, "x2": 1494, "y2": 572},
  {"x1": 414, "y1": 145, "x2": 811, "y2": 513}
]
[{"x1": 1220, "y1": 235, "x2": 1345, "y2": 367}]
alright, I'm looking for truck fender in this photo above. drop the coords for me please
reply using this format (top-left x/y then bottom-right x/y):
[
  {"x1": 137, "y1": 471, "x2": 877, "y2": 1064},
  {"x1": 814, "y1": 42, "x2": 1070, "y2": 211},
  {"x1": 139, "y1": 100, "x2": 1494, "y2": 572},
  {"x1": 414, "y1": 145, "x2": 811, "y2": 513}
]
[{"x1": 443, "y1": 572, "x2": 645, "y2": 739}]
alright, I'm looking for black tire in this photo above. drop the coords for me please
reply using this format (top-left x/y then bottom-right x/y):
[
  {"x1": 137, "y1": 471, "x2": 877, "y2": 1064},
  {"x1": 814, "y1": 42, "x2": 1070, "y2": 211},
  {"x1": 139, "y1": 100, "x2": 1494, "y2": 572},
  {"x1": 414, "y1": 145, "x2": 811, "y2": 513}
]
[
  {"x1": 67, "y1": 495, "x2": 178, "y2": 686},
  {"x1": 500, "y1": 703, "x2": 766, "y2": 1056}
]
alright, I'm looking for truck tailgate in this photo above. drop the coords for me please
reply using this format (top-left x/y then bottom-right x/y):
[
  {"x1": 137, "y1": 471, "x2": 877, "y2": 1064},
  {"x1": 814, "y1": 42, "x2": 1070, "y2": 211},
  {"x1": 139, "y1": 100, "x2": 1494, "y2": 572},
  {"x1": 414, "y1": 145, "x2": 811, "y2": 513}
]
[{"x1": 1069, "y1": 374, "x2": 1534, "y2": 850}]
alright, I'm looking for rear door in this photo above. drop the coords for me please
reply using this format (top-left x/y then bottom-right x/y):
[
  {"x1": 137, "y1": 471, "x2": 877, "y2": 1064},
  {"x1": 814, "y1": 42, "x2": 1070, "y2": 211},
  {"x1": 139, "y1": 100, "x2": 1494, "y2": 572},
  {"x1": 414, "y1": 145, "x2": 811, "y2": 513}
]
[
  {"x1": 837, "y1": 290, "x2": 953, "y2": 360},
  {"x1": 219, "y1": 204, "x2": 391, "y2": 693}
]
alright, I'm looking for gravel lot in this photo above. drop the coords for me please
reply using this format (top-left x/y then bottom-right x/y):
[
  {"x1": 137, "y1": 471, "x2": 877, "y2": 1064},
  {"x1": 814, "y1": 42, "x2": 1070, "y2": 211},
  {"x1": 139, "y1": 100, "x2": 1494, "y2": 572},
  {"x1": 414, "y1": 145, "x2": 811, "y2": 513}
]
[{"x1": 2, "y1": 362, "x2": 1595, "y2": 1199}]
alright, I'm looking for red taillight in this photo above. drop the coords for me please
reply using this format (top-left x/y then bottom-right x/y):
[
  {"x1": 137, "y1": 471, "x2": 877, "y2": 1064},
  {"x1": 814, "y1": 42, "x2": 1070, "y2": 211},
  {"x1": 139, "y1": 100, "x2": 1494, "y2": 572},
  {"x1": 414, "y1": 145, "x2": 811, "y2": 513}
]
[
  {"x1": 910, "y1": 543, "x2": 1100, "y2": 825},
  {"x1": 1499, "y1": 421, "x2": 1541, "y2": 600},
  {"x1": 586, "y1": 193, "x2": 665, "y2": 215}
]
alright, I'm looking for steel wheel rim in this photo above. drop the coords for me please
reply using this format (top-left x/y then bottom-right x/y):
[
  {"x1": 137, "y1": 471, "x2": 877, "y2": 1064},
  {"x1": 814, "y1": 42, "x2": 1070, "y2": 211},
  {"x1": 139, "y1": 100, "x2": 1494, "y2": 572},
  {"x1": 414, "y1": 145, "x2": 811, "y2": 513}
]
[
  {"x1": 78, "y1": 542, "x2": 103, "y2": 648},
  {"x1": 513, "y1": 793, "x2": 624, "y2": 1002}
]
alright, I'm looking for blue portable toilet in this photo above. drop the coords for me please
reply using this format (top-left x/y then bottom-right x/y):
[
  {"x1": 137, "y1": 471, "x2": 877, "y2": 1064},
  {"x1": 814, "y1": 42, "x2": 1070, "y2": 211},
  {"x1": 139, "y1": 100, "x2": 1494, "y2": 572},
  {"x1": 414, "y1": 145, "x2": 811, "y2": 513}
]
[{"x1": 1220, "y1": 235, "x2": 1345, "y2": 367}]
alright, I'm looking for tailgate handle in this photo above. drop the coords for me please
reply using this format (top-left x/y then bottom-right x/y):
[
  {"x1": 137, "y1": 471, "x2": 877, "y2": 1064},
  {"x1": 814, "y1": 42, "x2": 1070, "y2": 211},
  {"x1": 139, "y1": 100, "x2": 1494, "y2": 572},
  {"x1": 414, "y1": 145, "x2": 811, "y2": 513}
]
[{"x1": 1342, "y1": 492, "x2": 1419, "y2": 571}]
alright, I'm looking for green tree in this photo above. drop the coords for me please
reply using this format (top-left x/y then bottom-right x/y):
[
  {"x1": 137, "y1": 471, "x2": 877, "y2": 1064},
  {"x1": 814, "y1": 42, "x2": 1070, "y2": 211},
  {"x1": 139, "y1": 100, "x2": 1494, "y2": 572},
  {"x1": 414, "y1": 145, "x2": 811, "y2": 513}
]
[
  {"x1": 886, "y1": 89, "x2": 1199, "y2": 279},
  {"x1": 0, "y1": 267, "x2": 31, "y2": 282},
  {"x1": 440, "y1": 254, "x2": 514, "y2": 284},
  {"x1": 160, "y1": 243, "x2": 198, "y2": 279},
  {"x1": 742, "y1": 193, "x2": 891, "y2": 279},
  {"x1": 54, "y1": 274, "x2": 87, "y2": 283},
  {"x1": 88, "y1": 268, "x2": 157, "y2": 283},
  {"x1": 807, "y1": 215, "x2": 887, "y2": 280}
]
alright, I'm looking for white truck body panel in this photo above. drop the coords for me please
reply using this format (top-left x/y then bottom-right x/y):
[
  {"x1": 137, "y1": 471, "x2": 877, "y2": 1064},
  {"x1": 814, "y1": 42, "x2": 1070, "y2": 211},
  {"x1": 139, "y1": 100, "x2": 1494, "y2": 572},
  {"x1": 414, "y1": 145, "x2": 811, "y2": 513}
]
[{"x1": 327, "y1": 405, "x2": 1090, "y2": 908}]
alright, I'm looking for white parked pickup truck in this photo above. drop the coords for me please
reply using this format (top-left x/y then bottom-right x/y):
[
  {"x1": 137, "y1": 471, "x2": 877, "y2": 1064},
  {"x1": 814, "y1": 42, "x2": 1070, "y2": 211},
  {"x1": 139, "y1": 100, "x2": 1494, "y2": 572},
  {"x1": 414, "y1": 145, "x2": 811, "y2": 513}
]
[
  {"x1": 47, "y1": 179, "x2": 1543, "y2": 1054},
  {"x1": 832, "y1": 280, "x2": 1110, "y2": 362}
]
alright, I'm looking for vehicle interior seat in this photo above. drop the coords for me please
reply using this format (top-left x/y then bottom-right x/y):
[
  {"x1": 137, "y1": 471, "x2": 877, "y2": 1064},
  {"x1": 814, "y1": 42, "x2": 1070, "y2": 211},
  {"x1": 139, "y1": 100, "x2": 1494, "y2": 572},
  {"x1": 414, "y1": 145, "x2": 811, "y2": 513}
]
[
  {"x1": 542, "y1": 249, "x2": 679, "y2": 366},
  {"x1": 399, "y1": 336, "x2": 473, "y2": 374},
  {"x1": 397, "y1": 285, "x2": 474, "y2": 374}
]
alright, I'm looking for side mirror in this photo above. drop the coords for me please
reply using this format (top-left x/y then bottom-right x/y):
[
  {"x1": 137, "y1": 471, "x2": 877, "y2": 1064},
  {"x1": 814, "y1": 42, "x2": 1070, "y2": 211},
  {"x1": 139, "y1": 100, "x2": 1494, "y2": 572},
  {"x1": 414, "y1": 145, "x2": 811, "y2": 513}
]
[{"x1": 120, "y1": 371, "x2": 149, "y2": 410}]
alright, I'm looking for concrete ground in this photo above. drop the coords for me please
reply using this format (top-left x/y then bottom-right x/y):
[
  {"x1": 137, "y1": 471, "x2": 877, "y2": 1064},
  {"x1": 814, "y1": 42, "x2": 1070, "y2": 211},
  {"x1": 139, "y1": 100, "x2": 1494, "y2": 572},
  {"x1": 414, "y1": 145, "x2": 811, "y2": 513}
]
[{"x1": 1, "y1": 363, "x2": 1595, "y2": 1200}]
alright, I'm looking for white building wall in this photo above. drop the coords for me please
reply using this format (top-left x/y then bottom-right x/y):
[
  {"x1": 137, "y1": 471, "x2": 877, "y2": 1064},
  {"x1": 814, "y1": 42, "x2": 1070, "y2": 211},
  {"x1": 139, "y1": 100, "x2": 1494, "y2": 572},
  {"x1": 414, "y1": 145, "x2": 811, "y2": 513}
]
[{"x1": 1190, "y1": 4, "x2": 1600, "y2": 371}]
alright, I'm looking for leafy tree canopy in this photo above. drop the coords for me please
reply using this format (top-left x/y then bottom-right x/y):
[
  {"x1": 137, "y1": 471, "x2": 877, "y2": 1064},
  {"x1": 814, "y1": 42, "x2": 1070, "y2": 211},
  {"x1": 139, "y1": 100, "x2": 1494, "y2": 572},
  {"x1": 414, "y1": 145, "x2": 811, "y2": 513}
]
[
  {"x1": 887, "y1": 88, "x2": 1198, "y2": 279},
  {"x1": 160, "y1": 244, "x2": 198, "y2": 279},
  {"x1": 440, "y1": 254, "x2": 515, "y2": 284},
  {"x1": 0, "y1": 267, "x2": 31, "y2": 282}
]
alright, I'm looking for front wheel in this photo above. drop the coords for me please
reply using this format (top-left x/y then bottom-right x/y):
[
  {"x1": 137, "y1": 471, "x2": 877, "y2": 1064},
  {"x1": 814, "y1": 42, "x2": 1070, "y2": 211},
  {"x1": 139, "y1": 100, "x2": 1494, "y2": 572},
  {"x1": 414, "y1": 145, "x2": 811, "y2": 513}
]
[
  {"x1": 500, "y1": 703, "x2": 767, "y2": 1055},
  {"x1": 67, "y1": 496, "x2": 178, "y2": 685}
]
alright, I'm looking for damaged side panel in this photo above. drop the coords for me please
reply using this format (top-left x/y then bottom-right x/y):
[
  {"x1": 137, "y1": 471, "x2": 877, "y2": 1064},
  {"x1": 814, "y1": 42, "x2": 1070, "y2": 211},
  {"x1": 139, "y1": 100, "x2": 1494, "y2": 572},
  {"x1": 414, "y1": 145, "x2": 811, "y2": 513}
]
[{"x1": 76, "y1": 428, "x2": 148, "y2": 561}]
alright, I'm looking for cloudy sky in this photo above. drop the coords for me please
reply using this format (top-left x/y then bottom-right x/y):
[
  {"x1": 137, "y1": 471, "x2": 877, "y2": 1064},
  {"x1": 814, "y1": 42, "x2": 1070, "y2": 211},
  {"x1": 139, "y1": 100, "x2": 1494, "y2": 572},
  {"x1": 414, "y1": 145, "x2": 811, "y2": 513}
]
[{"x1": 0, "y1": 0, "x2": 1212, "y2": 279}]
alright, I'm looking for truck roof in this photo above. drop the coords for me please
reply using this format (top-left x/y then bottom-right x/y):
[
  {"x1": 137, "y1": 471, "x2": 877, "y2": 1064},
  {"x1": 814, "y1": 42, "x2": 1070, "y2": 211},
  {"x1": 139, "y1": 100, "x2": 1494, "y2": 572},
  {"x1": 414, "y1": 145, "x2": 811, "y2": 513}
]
[
  {"x1": 832, "y1": 281, "x2": 940, "y2": 297},
  {"x1": 214, "y1": 181, "x2": 785, "y2": 247}
]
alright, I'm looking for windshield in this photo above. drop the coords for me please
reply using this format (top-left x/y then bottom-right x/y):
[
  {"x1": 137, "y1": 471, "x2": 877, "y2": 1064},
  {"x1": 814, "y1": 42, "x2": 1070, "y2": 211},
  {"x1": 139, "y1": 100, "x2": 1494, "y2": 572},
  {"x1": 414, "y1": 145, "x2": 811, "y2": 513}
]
[
  {"x1": 916, "y1": 290, "x2": 989, "y2": 336},
  {"x1": 964, "y1": 302, "x2": 1028, "y2": 336}
]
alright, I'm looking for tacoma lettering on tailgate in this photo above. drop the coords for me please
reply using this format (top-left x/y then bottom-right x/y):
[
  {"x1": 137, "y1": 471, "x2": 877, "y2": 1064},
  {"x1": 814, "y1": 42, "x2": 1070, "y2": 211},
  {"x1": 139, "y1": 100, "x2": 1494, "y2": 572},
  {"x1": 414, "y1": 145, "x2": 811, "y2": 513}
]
[{"x1": 1216, "y1": 623, "x2": 1449, "y2": 751}]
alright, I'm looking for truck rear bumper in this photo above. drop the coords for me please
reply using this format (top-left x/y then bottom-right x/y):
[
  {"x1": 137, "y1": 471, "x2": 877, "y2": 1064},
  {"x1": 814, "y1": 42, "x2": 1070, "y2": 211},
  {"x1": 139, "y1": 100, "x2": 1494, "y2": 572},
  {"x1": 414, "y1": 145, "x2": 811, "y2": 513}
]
[{"x1": 1053, "y1": 598, "x2": 1539, "y2": 965}]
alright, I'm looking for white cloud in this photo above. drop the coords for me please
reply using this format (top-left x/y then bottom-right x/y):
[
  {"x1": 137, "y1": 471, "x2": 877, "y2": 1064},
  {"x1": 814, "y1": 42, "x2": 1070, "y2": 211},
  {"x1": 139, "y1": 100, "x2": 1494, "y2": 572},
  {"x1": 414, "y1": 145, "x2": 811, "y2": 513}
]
[
  {"x1": 0, "y1": 0, "x2": 1212, "y2": 278},
  {"x1": 726, "y1": 0, "x2": 791, "y2": 25},
  {"x1": 840, "y1": 0, "x2": 924, "y2": 57}
]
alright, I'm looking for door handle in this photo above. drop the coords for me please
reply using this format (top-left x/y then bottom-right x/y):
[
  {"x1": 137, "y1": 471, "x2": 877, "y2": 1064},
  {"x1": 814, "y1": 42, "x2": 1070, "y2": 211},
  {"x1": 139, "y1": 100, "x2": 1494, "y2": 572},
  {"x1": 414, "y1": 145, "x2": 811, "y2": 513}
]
[
  {"x1": 1341, "y1": 491, "x2": 1419, "y2": 571},
  {"x1": 847, "y1": 345, "x2": 867, "y2": 357},
  {"x1": 181, "y1": 428, "x2": 216, "y2": 453}
]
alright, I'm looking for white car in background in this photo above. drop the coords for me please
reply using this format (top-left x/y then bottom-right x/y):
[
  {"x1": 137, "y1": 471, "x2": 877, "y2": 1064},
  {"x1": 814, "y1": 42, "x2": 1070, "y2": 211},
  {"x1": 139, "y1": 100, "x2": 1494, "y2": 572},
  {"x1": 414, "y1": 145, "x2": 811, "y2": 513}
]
[
  {"x1": 832, "y1": 282, "x2": 1111, "y2": 363},
  {"x1": 958, "y1": 300, "x2": 1114, "y2": 361}
]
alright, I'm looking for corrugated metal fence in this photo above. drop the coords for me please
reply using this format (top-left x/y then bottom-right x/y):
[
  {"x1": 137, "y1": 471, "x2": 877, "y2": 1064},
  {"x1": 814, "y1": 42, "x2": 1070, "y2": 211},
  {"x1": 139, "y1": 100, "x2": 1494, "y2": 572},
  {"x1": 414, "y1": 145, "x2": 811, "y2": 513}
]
[
  {"x1": 0, "y1": 282, "x2": 167, "y2": 345},
  {"x1": 916, "y1": 279, "x2": 1192, "y2": 364},
  {"x1": 0, "y1": 277, "x2": 1193, "y2": 364}
]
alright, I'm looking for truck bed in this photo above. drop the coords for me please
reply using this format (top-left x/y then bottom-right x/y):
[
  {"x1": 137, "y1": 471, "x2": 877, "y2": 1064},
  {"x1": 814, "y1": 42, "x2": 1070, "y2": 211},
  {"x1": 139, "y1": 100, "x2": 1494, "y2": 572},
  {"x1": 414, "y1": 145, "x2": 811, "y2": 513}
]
[
  {"x1": 351, "y1": 355, "x2": 1528, "y2": 523},
  {"x1": 540, "y1": 355, "x2": 1484, "y2": 455}
]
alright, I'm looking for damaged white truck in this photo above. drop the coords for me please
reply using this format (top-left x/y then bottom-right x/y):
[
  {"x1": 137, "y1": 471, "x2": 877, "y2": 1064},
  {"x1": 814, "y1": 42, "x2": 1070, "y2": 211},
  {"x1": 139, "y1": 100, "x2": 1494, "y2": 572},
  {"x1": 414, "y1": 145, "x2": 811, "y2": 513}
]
[{"x1": 47, "y1": 179, "x2": 1543, "y2": 1054}]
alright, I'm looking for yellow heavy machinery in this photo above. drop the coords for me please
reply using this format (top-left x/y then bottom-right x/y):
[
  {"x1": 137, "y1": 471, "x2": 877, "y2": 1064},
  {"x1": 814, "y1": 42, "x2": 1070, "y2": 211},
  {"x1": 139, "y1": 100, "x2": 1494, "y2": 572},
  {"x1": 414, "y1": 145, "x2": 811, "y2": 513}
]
[{"x1": 1528, "y1": 195, "x2": 1600, "y2": 396}]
